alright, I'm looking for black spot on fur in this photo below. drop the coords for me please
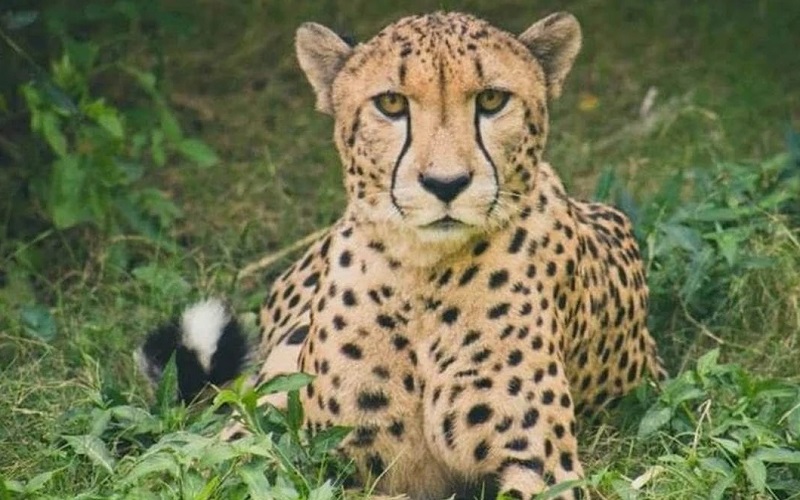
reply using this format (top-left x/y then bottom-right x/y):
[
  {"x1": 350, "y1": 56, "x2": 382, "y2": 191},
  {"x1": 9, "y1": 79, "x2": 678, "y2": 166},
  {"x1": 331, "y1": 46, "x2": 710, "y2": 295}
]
[
  {"x1": 441, "y1": 307, "x2": 460, "y2": 324},
  {"x1": 473, "y1": 440, "x2": 490, "y2": 461},
  {"x1": 473, "y1": 240, "x2": 489, "y2": 256},
  {"x1": 488, "y1": 303, "x2": 510, "y2": 319},
  {"x1": 458, "y1": 265, "x2": 479, "y2": 286},
  {"x1": 366, "y1": 452, "x2": 385, "y2": 476},
  {"x1": 376, "y1": 314, "x2": 396, "y2": 329},
  {"x1": 521, "y1": 408, "x2": 539, "y2": 428},
  {"x1": 393, "y1": 334, "x2": 410, "y2": 350},
  {"x1": 508, "y1": 227, "x2": 527, "y2": 253},
  {"x1": 442, "y1": 412, "x2": 456, "y2": 448},
  {"x1": 560, "y1": 452, "x2": 574, "y2": 472},
  {"x1": 488, "y1": 269, "x2": 509, "y2": 289},
  {"x1": 388, "y1": 420, "x2": 405, "y2": 438},
  {"x1": 357, "y1": 390, "x2": 390, "y2": 411},
  {"x1": 467, "y1": 404, "x2": 493, "y2": 425},
  {"x1": 462, "y1": 330, "x2": 481, "y2": 346},
  {"x1": 341, "y1": 343, "x2": 363, "y2": 359}
]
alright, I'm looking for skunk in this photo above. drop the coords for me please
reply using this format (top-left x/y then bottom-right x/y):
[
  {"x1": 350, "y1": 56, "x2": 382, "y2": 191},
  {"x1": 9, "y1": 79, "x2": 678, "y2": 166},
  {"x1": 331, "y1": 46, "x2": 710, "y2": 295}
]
[{"x1": 134, "y1": 298, "x2": 249, "y2": 403}]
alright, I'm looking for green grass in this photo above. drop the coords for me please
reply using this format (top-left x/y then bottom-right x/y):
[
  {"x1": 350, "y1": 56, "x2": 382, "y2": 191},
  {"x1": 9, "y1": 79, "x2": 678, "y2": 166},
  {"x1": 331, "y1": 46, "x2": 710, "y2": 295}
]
[{"x1": 1, "y1": 0, "x2": 800, "y2": 498}]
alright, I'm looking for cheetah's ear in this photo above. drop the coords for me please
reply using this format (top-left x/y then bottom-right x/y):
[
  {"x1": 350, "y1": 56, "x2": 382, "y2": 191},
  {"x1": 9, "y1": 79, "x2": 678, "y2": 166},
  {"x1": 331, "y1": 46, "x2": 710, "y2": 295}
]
[
  {"x1": 518, "y1": 12, "x2": 582, "y2": 100},
  {"x1": 296, "y1": 23, "x2": 354, "y2": 115}
]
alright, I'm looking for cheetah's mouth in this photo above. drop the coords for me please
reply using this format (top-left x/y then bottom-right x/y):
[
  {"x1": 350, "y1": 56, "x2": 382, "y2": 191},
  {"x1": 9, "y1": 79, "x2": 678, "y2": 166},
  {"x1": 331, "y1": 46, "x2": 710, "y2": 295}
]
[{"x1": 422, "y1": 216, "x2": 468, "y2": 231}]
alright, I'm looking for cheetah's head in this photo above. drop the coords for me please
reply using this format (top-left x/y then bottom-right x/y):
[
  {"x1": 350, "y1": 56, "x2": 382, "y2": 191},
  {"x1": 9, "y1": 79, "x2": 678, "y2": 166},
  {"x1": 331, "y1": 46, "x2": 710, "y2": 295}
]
[{"x1": 296, "y1": 12, "x2": 580, "y2": 255}]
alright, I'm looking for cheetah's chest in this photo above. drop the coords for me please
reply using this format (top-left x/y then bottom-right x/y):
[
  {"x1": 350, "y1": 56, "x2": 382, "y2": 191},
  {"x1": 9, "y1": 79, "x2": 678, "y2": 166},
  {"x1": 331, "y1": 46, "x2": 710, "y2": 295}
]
[{"x1": 304, "y1": 223, "x2": 577, "y2": 401}]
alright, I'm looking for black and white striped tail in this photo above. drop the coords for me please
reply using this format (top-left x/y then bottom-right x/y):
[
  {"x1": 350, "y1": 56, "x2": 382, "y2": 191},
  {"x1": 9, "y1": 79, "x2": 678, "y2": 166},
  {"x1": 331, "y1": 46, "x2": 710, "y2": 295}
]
[{"x1": 135, "y1": 298, "x2": 248, "y2": 403}]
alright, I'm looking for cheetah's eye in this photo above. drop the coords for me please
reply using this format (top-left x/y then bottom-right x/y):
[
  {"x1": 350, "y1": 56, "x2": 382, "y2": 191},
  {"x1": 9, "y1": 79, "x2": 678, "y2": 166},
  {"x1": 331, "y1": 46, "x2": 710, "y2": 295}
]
[
  {"x1": 476, "y1": 89, "x2": 510, "y2": 116},
  {"x1": 374, "y1": 92, "x2": 409, "y2": 118}
]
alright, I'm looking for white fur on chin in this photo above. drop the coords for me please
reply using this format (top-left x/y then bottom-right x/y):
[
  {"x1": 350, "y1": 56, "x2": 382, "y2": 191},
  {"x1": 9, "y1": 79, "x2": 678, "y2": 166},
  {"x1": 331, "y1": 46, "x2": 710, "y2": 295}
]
[{"x1": 369, "y1": 221, "x2": 483, "y2": 268}]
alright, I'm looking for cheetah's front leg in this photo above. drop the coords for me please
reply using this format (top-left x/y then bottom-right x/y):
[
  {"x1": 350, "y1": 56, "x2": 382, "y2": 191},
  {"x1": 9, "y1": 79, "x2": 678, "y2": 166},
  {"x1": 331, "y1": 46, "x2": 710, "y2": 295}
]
[{"x1": 420, "y1": 319, "x2": 585, "y2": 499}]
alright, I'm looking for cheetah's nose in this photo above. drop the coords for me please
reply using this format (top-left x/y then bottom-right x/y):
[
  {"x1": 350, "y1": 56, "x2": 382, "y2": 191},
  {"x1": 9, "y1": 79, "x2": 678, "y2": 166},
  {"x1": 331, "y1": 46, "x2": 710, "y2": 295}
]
[{"x1": 419, "y1": 172, "x2": 472, "y2": 203}]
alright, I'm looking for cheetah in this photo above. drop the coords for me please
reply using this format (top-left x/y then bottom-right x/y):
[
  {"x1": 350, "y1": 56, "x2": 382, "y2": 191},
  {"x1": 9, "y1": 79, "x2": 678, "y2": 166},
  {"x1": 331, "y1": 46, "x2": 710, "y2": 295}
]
[{"x1": 140, "y1": 10, "x2": 666, "y2": 499}]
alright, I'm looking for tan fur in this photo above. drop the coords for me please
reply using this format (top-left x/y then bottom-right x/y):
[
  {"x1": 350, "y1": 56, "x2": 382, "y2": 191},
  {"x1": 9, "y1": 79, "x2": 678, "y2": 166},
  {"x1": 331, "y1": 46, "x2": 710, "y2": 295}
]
[
  {"x1": 242, "y1": 11, "x2": 665, "y2": 499},
  {"x1": 296, "y1": 23, "x2": 353, "y2": 114}
]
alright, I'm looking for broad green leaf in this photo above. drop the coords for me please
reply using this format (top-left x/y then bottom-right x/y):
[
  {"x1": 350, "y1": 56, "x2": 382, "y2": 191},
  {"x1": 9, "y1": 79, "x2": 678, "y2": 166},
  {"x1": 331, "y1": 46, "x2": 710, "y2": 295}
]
[
  {"x1": 532, "y1": 480, "x2": 586, "y2": 500},
  {"x1": 130, "y1": 131, "x2": 147, "y2": 156},
  {"x1": 308, "y1": 481, "x2": 336, "y2": 500},
  {"x1": 198, "y1": 442, "x2": 238, "y2": 466},
  {"x1": 132, "y1": 264, "x2": 191, "y2": 298},
  {"x1": 743, "y1": 456, "x2": 766, "y2": 493},
  {"x1": 41, "y1": 112, "x2": 68, "y2": 156},
  {"x1": 212, "y1": 388, "x2": 242, "y2": 408},
  {"x1": 680, "y1": 246, "x2": 714, "y2": 301},
  {"x1": 712, "y1": 437, "x2": 744, "y2": 457},
  {"x1": 123, "y1": 66, "x2": 158, "y2": 95},
  {"x1": 699, "y1": 457, "x2": 732, "y2": 476},
  {"x1": 708, "y1": 474, "x2": 735, "y2": 500},
  {"x1": 178, "y1": 138, "x2": 219, "y2": 168},
  {"x1": 239, "y1": 463, "x2": 272, "y2": 500},
  {"x1": 310, "y1": 425, "x2": 351, "y2": 455},
  {"x1": 83, "y1": 99, "x2": 123, "y2": 138},
  {"x1": 241, "y1": 388, "x2": 259, "y2": 415},
  {"x1": 155, "y1": 355, "x2": 178, "y2": 414},
  {"x1": 715, "y1": 231, "x2": 739, "y2": 266},
  {"x1": 116, "y1": 159, "x2": 144, "y2": 183},
  {"x1": 270, "y1": 475, "x2": 301, "y2": 500},
  {"x1": 752, "y1": 447, "x2": 800, "y2": 464},
  {"x1": 3, "y1": 11, "x2": 39, "y2": 30},
  {"x1": 608, "y1": 479, "x2": 636, "y2": 500},
  {"x1": 64, "y1": 435, "x2": 116, "y2": 474},
  {"x1": 24, "y1": 470, "x2": 55, "y2": 493},
  {"x1": 194, "y1": 476, "x2": 221, "y2": 500},
  {"x1": 637, "y1": 405, "x2": 672, "y2": 438},
  {"x1": 89, "y1": 408, "x2": 111, "y2": 437},
  {"x1": 257, "y1": 373, "x2": 314, "y2": 396},
  {"x1": 50, "y1": 155, "x2": 89, "y2": 228},
  {"x1": 756, "y1": 188, "x2": 794, "y2": 210},
  {"x1": 696, "y1": 349, "x2": 721, "y2": 376},
  {"x1": 181, "y1": 470, "x2": 207, "y2": 499},
  {"x1": 660, "y1": 223, "x2": 704, "y2": 253},
  {"x1": 34, "y1": 78, "x2": 80, "y2": 115},
  {"x1": 63, "y1": 38, "x2": 99, "y2": 73},
  {"x1": 137, "y1": 188, "x2": 182, "y2": 228},
  {"x1": 286, "y1": 390, "x2": 303, "y2": 433},
  {"x1": 2, "y1": 478, "x2": 25, "y2": 493},
  {"x1": 115, "y1": 195, "x2": 162, "y2": 241},
  {"x1": 20, "y1": 303, "x2": 56, "y2": 341},
  {"x1": 110, "y1": 405, "x2": 161, "y2": 433},
  {"x1": 160, "y1": 109, "x2": 182, "y2": 142},
  {"x1": 169, "y1": 432, "x2": 214, "y2": 460},
  {"x1": 231, "y1": 434, "x2": 275, "y2": 457},
  {"x1": 21, "y1": 83, "x2": 42, "y2": 110},
  {"x1": 121, "y1": 453, "x2": 180, "y2": 485},
  {"x1": 97, "y1": 112, "x2": 124, "y2": 139},
  {"x1": 661, "y1": 374, "x2": 705, "y2": 406}
]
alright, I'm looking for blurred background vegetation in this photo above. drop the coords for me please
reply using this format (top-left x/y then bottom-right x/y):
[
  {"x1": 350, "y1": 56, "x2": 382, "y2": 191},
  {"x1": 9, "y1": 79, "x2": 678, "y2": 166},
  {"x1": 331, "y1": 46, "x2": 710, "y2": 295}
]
[{"x1": 0, "y1": 0, "x2": 799, "y2": 498}]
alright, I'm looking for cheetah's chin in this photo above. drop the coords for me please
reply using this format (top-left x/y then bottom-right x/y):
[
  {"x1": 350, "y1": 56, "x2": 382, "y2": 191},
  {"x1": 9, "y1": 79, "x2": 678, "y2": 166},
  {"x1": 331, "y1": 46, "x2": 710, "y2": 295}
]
[{"x1": 413, "y1": 222, "x2": 480, "y2": 246}]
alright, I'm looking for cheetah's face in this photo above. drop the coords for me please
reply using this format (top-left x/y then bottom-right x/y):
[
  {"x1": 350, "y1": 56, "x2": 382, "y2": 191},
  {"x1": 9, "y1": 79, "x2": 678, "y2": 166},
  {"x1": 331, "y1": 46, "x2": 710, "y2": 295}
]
[{"x1": 296, "y1": 12, "x2": 581, "y2": 247}]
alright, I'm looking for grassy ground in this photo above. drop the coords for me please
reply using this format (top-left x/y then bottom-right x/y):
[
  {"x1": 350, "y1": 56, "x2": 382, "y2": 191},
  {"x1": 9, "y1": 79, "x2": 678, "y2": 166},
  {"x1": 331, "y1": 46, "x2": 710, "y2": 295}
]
[{"x1": 1, "y1": 0, "x2": 799, "y2": 498}]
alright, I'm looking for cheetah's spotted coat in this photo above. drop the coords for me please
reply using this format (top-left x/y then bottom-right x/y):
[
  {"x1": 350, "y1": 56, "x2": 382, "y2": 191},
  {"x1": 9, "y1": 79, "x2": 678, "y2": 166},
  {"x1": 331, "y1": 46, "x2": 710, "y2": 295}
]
[{"x1": 247, "y1": 11, "x2": 665, "y2": 499}]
